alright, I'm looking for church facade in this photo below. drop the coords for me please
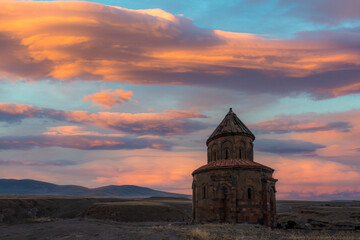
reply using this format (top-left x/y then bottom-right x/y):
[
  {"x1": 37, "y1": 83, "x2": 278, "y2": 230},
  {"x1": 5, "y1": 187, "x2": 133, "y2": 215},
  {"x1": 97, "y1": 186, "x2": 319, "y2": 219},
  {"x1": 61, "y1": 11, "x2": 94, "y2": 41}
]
[{"x1": 192, "y1": 108, "x2": 277, "y2": 226}]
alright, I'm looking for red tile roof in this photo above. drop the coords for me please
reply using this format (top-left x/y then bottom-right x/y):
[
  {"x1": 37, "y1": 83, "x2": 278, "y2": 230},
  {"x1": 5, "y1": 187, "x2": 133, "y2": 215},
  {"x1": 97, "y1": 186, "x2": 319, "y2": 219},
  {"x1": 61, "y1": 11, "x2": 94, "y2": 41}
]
[{"x1": 192, "y1": 159, "x2": 273, "y2": 175}]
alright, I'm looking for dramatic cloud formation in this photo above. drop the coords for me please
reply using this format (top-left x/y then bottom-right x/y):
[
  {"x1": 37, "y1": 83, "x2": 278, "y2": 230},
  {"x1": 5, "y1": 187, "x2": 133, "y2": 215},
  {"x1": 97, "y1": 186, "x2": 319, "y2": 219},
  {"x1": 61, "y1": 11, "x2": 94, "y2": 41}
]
[
  {"x1": 83, "y1": 89, "x2": 134, "y2": 109},
  {"x1": 0, "y1": 0, "x2": 359, "y2": 200},
  {"x1": 0, "y1": 1, "x2": 360, "y2": 97},
  {"x1": 0, "y1": 103, "x2": 207, "y2": 136}
]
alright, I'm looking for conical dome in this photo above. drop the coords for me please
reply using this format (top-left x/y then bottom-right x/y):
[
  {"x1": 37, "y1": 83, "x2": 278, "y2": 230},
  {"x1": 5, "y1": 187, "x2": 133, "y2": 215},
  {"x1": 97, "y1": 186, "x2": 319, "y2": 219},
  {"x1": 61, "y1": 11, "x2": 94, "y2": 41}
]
[{"x1": 206, "y1": 108, "x2": 255, "y2": 145}]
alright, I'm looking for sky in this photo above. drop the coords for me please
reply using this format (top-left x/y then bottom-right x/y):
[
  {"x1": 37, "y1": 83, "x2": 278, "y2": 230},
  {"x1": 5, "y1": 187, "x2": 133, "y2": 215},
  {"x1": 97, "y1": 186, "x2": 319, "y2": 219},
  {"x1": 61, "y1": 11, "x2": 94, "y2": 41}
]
[{"x1": 0, "y1": 0, "x2": 360, "y2": 200}]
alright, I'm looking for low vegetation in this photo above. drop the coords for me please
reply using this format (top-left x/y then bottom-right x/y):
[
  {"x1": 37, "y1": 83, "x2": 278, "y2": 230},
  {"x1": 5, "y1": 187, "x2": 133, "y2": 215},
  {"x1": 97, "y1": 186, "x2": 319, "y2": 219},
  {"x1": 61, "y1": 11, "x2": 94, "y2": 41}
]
[
  {"x1": 0, "y1": 197, "x2": 359, "y2": 239},
  {"x1": 186, "y1": 228, "x2": 210, "y2": 240}
]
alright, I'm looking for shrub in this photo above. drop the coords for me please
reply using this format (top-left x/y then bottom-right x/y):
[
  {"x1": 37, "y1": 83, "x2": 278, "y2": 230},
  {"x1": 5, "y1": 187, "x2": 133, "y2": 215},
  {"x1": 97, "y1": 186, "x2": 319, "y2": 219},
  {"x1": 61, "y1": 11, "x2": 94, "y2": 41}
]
[{"x1": 186, "y1": 228, "x2": 210, "y2": 240}]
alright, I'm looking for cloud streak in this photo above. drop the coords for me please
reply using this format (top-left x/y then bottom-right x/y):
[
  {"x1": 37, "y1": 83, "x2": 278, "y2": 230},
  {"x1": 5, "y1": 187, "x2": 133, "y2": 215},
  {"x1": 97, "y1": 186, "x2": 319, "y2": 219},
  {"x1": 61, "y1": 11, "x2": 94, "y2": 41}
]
[
  {"x1": 83, "y1": 89, "x2": 134, "y2": 109},
  {"x1": 0, "y1": 159, "x2": 77, "y2": 167},
  {"x1": 0, "y1": 1, "x2": 359, "y2": 97},
  {"x1": 250, "y1": 119, "x2": 352, "y2": 134},
  {"x1": 0, "y1": 135, "x2": 172, "y2": 151},
  {"x1": 43, "y1": 125, "x2": 124, "y2": 137},
  {"x1": 256, "y1": 139, "x2": 325, "y2": 154},
  {"x1": 254, "y1": 110, "x2": 360, "y2": 166},
  {"x1": 0, "y1": 103, "x2": 207, "y2": 136}
]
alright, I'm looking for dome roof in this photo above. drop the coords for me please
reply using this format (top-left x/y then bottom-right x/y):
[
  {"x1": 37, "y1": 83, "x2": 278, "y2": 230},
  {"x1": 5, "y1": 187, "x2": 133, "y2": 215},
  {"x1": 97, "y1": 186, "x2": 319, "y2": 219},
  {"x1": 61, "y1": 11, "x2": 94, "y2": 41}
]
[
  {"x1": 206, "y1": 108, "x2": 255, "y2": 145},
  {"x1": 192, "y1": 159, "x2": 273, "y2": 175}
]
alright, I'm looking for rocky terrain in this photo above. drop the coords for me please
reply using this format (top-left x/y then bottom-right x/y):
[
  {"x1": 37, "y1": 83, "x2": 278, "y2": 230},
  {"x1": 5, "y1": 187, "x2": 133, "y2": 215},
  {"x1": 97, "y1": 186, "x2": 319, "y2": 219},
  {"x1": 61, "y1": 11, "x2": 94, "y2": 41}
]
[
  {"x1": 0, "y1": 197, "x2": 360, "y2": 239},
  {"x1": 0, "y1": 196, "x2": 191, "y2": 224},
  {"x1": 83, "y1": 198, "x2": 191, "y2": 222},
  {"x1": 277, "y1": 200, "x2": 360, "y2": 231}
]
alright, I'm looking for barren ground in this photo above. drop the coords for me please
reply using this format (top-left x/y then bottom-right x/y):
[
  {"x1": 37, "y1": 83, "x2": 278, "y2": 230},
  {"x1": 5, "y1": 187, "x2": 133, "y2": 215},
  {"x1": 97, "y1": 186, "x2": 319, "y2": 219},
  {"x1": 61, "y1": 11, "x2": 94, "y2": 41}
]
[{"x1": 0, "y1": 197, "x2": 359, "y2": 240}]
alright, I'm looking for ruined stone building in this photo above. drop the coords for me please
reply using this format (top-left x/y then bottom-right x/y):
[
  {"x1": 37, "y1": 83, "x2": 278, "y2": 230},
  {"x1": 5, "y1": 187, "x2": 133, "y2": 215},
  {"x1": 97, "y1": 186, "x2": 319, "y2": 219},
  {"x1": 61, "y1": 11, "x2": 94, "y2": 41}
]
[{"x1": 192, "y1": 108, "x2": 277, "y2": 226}]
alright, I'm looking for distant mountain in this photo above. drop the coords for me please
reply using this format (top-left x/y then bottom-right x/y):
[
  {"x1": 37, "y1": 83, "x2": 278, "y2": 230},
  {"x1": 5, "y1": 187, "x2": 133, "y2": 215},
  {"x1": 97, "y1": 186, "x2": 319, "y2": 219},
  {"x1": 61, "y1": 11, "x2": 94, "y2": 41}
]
[{"x1": 0, "y1": 179, "x2": 191, "y2": 199}]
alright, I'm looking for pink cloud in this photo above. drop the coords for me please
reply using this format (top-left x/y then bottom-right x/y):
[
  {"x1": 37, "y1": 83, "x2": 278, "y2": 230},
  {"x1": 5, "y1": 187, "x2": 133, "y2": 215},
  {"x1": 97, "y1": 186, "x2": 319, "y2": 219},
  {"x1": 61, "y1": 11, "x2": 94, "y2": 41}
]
[
  {"x1": 0, "y1": 102, "x2": 43, "y2": 118},
  {"x1": 83, "y1": 89, "x2": 134, "y2": 109},
  {"x1": 43, "y1": 126, "x2": 124, "y2": 137},
  {"x1": 270, "y1": 157, "x2": 360, "y2": 200},
  {"x1": 245, "y1": 109, "x2": 360, "y2": 199},
  {"x1": 317, "y1": 82, "x2": 360, "y2": 97},
  {"x1": 268, "y1": 110, "x2": 360, "y2": 144},
  {"x1": 250, "y1": 118, "x2": 352, "y2": 134},
  {"x1": 253, "y1": 110, "x2": 360, "y2": 166},
  {"x1": 0, "y1": 1, "x2": 359, "y2": 97}
]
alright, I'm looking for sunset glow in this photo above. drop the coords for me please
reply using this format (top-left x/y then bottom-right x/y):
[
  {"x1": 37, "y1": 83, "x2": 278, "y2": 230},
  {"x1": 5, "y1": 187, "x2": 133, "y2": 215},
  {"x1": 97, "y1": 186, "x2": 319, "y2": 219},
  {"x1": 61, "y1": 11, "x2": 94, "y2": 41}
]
[{"x1": 1, "y1": 0, "x2": 360, "y2": 200}]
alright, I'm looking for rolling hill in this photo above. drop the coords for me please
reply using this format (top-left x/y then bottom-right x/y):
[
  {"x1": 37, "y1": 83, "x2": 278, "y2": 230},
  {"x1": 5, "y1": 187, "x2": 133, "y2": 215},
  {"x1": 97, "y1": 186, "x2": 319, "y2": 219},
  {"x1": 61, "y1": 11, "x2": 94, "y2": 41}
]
[{"x1": 0, "y1": 179, "x2": 190, "y2": 198}]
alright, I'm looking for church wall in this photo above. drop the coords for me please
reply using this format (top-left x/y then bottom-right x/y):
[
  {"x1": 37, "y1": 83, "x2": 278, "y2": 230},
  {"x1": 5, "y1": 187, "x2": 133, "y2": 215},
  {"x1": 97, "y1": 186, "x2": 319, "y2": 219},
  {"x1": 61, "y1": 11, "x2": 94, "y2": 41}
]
[
  {"x1": 196, "y1": 109, "x2": 276, "y2": 226},
  {"x1": 193, "y1": 168, "x2": 276, "y2": 226}
]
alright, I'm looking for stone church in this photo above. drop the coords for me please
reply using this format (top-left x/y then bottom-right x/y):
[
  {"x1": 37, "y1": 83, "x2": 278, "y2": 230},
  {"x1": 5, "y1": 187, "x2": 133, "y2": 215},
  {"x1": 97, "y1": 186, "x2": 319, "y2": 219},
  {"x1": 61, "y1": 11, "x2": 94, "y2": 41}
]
[{"x1": 192, "y1": 108, "x2": 277, "y2": 226}]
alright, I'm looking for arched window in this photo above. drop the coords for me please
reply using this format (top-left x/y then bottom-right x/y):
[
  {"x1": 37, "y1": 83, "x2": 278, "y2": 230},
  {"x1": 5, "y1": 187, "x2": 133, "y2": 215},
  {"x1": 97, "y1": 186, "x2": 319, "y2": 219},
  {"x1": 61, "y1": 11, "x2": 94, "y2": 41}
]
[
  {"x1": 225, "y1": 149, "x2": 229, "y2": 159},
  {"x1": 213, "y1": 151, "x2": 217, "y2": 161},
  {"x1": 202, "y1": 185, "x2": 207, "y2": 199},
  {"x1": 221, "y1": 141, "x2": 232, "y2": 160},
  {"x1": 247, "y1": 188, "x2": 252, "y2": 200}
]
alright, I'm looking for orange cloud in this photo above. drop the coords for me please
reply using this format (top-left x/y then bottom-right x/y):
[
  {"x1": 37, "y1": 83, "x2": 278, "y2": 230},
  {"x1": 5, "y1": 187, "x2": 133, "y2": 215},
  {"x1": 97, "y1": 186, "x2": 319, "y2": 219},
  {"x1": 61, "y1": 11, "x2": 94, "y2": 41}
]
[
  {"x1": 83, "y1": 89, "x2": 134, "y2": 109},
  {"x1": 318, "y1": 82, "x2": 360, "y2": 97},
  {"x1": 0, "y1": 102, "x2": 42, "y2": 116},
  {"x1": 43, "y1": 126, "x2": 124, "y2": 137},
  {"x1": 0, "y1": 1, "x2": 359, "y2": 97}
]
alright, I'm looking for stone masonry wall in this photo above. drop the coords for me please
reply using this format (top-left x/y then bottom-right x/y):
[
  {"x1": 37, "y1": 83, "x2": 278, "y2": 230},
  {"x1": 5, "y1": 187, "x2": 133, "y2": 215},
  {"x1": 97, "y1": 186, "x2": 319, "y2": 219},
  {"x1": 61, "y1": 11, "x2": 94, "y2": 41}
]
[
  {"x1": 207, "y1": 135, "x2": 254, "y2": 163},
  {"x1": 193, "y1": 168, "x2": 276, "y2": 226}
]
